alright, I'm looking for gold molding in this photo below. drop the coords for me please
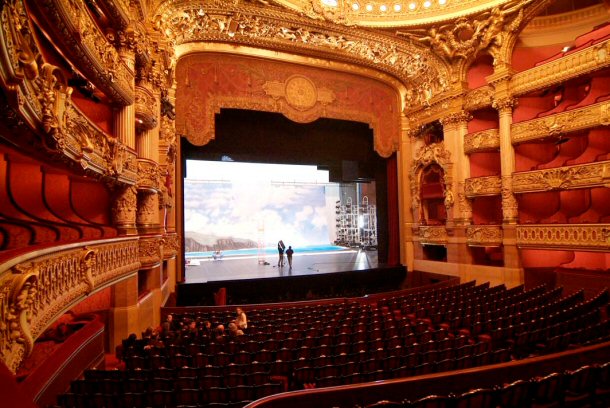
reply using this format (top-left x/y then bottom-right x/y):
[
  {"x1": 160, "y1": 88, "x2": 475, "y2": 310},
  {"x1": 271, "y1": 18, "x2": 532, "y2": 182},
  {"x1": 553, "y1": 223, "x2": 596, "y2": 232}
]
[
  {"x1": 464, "y1": 128, "x2": 500, "y2": 154},
  {"x1": 464, "y1": 175, "x2": 502, "y2": 197},
  {"x1": 464, "y1": 86, "x2": 494, "y2": 111},
  {"x1": 0, "y1": 238, "x2": 140, "y2": 373},
  {"x1": 417, "y1": 225, "x2": 448, "y2": 245},
  {"x1": 135, "y1": 85, "x2": 158, "y2": 131},
  {"x1": 512, "y1": 160, "x2": 610, "y2": 193},
  {"x1": 511, "y1": 37, "x2": 610, "y2": 97},
  {"x1": 466, "y1": 225, "x2": 503, "y2": 246},
  {"x1": 516, "y1": 224, "x2": 610, "y2": 251},
  {"x1": 511, "y1": 101, "x2": 610, "y2": 144}
]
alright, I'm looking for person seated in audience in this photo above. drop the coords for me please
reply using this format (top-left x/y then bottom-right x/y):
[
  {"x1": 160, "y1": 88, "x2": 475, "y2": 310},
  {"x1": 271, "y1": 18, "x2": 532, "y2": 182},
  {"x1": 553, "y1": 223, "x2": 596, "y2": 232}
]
[
  {"x1": 235, "y1": 307, "x2": 248, "y2": 330},
  {"x1": 161, "y1": 313, "x2": 175, "y2": 333},
  {"x1": 215, "y1": 324, "x2": 226, "y2": 343},
  {"x1": 228, "y1": 322, "x2": 244, "y2": 337}
]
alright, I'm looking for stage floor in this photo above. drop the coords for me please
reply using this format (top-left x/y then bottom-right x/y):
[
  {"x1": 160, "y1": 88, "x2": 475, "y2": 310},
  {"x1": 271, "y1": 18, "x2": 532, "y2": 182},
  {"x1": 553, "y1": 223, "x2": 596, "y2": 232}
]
[{"x1": 184, "y1": 248, "x2": 379, "y2": 283}]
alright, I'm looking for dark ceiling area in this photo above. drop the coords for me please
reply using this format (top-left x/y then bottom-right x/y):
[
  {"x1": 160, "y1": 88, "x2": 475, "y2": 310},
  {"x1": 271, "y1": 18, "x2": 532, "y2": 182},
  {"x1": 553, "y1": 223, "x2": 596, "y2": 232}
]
[{"x1": 182, "y1": 109, "x2": 385, "y2": 182}]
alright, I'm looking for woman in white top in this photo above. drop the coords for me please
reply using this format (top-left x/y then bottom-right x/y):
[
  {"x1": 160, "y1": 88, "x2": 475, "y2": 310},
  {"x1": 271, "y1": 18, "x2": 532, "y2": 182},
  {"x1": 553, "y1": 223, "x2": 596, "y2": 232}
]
[{"x1": 235, "y1": 307, "x2": 248, "y2": 330}]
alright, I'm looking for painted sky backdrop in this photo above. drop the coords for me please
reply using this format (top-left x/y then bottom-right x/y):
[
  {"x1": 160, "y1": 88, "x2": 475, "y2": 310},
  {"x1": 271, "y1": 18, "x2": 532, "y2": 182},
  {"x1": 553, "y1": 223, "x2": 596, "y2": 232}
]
[{"x1": 185, "y1": 160, "x2": 337, "y2": 247}]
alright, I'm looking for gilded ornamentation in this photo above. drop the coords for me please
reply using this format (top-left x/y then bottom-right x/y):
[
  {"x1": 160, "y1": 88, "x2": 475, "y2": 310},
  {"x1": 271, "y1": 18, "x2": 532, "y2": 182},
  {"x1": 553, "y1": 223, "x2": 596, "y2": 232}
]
[
  {"x1": 501, "y1": 175, "x2": 518, "y2": 222},
  {"x1": 409, "y1": 142, "x2": 453, "y2": 223},
  {"x1": 417, "y1": 226, "x2": 448, "y2": 245},
  {"x1": 137, "y1": 159, "x2": 160, "y2": 191},
  {"x1": 466, "y1": 225, "x2": 503, "y2": 246},
  {"x1": 464, "y1": 86, "x2": 494, "y2": 111},
  {"x1": 464, "y1": 176, "x2": 502, "y2": 198},
  {"x1": 157, "y1": 5, "x2": 447, "y2": 107},
  {"x1": 80, "y1": 248, "x2": 97, "y2": 294},
  {"x1": 464, "y1": 128, "x2": 500, "y2": 154},
  {"x1": 139, "y1": 236, "x2": 163, "y2": 267},
  {"x1": 511, "y1": 101, "x2": 610, "y2": 144},
  {"x1": 511, "y1": 38, "x2": 610, "y2": 96},
  {"x1": 516, "y1": 224, "x2": 610, "y2": 251},
  {"x1": 0, "y1": 239, "x2": 140, "y2": 373},
  {"x1": 112, "y1": 186, "x2": 137, "y2": 226},
  {"x1": 263, "y1": 75, "x2": 335, "y2": 112},
  {"x1": 512, "y1": 161, "x2": 609, "y2": 193},
  {"x1": 396, "y1": 0, "x2": 533, "y2": 63},
  {"x1": 32, "y1": 0, "x2": 134, "y2": 105},
  {"x1": 137, "y1": 192, "x2": 159, "y2": 227},
  {"x1": 492, "y1": 97, "x2": 517, "y2": 114},
  {"x1": 439, "y1": 111, "x2": 472, "y2": 128},
  {"x1": 162, "y1": 233, "x2": 180, "y2": 259},
  {"x1": 457, "y1": 181, "x2": 472, "y2": 222},
  {"x1": 135, "y1": 85, "x2": 158, "y2": 131}
]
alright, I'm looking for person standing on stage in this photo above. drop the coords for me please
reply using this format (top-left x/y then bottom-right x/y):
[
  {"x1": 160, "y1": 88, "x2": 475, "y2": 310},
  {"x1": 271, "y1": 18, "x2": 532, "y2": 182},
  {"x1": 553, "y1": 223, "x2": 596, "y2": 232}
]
[
  {"x1": 286, "y1": 245, "x2": 294, "y2": 269},
  {"x1": 277, "y1": 240, "x2": 286, "y2": 267}
]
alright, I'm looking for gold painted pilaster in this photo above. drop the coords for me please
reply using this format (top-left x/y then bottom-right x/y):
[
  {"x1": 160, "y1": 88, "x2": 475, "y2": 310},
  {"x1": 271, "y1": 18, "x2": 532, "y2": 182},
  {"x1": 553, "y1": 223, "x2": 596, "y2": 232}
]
[
  {"x1": 400, "y1": 115, "x2": 414, "y2": 271},
  {"x1": 114, "y1": 49, "x2": 136, "y2": 149}
]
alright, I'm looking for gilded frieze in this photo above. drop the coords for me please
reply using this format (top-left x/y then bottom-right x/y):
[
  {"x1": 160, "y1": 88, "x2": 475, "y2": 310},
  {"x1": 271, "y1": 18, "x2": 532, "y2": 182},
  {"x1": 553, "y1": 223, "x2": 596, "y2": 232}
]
[
  {"x1": 464, "y1": 175, "x2": 502, "y2": 198},
  {"x1": 32, "y1": 0, "x2": 134, "y2": 105},
  {"x1": 139, "y1": 236, "x2": 163, "y2": 267},
  {"x1": 137, "y1": 159, "x2": 160, "y2": 191},
  {"x1": 157, "y1": 3, "x2": 448, "y2": 108},
  {"x1": 511, "y1": 38, "x2": 610, "y2": 97},
  {"x1": 163, "y1": 233, "x2": 180, "y2": 259},
  {"x1": 464, "y1": 86, "x2": 494, "y2": 111},
  {"x1": 516, "y1": 224, "x2": 610, "y2": 251},
  {"x1": 464, "y1": 128, "x2": 500, "y2": 154},
  {"x1": 511, "y1": 101, "x2": 610, "y2": 144},
  {"x1": 0, "y1": 238, "x2": 140, "y2": 373},
  {"x1": 466, "y1": 225, "x2": 503, "y2": 246},
  {"x1": 512, "y1": 161, "x2": 610, "y2": 193},
  {"x1": 417, "y1": 226, "x2": 448, "y2": 245}
]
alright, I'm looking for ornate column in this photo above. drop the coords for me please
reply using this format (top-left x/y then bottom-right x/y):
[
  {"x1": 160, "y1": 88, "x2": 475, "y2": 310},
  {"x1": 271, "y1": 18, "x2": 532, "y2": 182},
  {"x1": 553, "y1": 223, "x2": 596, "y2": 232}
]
[
  {"x1": 493, "y1": 96, "x2": 521, "y2": 272},
  {"x1": 112, "y1": 185, "x2": 138, "y2": 235},
  {"x1": 113, "y1": 29, "x2": 136, "y2": 149},
  {"x1": 440, "y1": 111, "x2": 473, "y2": 265}
]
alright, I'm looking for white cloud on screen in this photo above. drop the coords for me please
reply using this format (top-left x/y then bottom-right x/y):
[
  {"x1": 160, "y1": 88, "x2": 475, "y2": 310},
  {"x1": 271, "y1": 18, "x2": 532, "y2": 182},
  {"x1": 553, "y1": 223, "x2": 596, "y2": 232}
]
[{"x1": 185, "y1": 160, "x2": 331, "y2": 247}]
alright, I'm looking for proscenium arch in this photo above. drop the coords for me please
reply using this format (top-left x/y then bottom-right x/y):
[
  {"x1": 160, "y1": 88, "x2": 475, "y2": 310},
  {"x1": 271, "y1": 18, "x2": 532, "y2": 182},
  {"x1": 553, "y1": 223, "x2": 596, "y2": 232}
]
[
  {"x1": 174, "y1": 44, "x2": 405, "y2": 157},
  {"x1": 155, "y1": 0, "x2": 451, "y2": 110}
]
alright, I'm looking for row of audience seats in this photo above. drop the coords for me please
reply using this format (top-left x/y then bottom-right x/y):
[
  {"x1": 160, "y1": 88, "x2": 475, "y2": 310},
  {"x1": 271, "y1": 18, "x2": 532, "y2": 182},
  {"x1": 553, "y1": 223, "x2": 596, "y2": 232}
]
[{"x1": 57, "y1": 282, "x2": 610, "y2": 408}]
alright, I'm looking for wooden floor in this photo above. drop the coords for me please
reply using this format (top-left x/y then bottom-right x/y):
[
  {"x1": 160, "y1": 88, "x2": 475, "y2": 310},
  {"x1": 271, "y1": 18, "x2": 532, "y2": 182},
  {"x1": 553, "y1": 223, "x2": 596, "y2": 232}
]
[{"x1": 184, "y1": 248, "x2": 379, "y2": 283}]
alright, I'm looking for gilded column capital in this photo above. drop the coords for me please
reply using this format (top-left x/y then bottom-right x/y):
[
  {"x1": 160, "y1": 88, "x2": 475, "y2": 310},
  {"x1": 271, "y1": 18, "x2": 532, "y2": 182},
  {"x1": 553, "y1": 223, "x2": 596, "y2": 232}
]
[
  {"x1": 439, "y1": 111, "x2": 473, "y2": 129},
  {"x1": 136, "y1": 191, "x2": 160, "y2": 231},
  {"x1": 492, "y1": 97, "x2": 517, "y2": 114}
]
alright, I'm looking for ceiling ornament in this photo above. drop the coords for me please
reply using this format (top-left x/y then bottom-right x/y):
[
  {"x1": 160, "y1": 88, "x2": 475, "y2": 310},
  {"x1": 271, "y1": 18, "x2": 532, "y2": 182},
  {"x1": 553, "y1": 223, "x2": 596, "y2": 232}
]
[{"x1": 396, "y1": 0, "x2": 532, "y2": 63}]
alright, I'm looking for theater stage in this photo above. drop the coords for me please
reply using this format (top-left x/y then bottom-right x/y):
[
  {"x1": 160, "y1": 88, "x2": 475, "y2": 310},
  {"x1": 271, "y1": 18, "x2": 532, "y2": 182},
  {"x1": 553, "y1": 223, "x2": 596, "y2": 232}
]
[
  {"x1": 178, "y1": 249, "x2": 407, "y2": 306},
  {"x1": 184, "y1": 248, "x2": 378, "y2": 283}
]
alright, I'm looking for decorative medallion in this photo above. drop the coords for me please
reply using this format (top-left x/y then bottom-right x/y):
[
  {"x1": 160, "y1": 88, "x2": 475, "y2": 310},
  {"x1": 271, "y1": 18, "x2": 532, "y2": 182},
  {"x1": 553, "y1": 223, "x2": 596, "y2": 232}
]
[{"x1": 284, "y1": 75, "x2": 318, "y2": 111}]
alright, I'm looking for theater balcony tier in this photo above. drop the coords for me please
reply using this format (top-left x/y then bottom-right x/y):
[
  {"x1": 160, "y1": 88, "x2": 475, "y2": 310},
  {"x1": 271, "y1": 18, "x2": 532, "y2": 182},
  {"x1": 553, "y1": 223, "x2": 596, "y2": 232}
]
[
  {"x1": 466, "y1": 225, "x2": 503, "y2": 247},
  {"x1": 416, "y1": 226, "x2": 448, "y2": 245},
  {"x1": 27, "y1": 0, "x2": 134, "y2": 105},
  {"x1": 464, "y1": 176, "x2": 502, "y2": 198},
  {"x1": 511, "y1": 101, "x2": 610, "y2": 144},
  {"x1": 0, "y1": 237, "x2": 141, "y2": 374},
  {"x1": 511, "y1": 36, "x2": 610, "y2": 97},
  {"x1": 512, "y1": 160, "x2": 610, "y2": 193},
  {"x1": 516, "y1": 224, "x2": 610, "y2": 251},
  {"x1": 464, "y1": 129, "x2": 500, "y2": 155}
]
